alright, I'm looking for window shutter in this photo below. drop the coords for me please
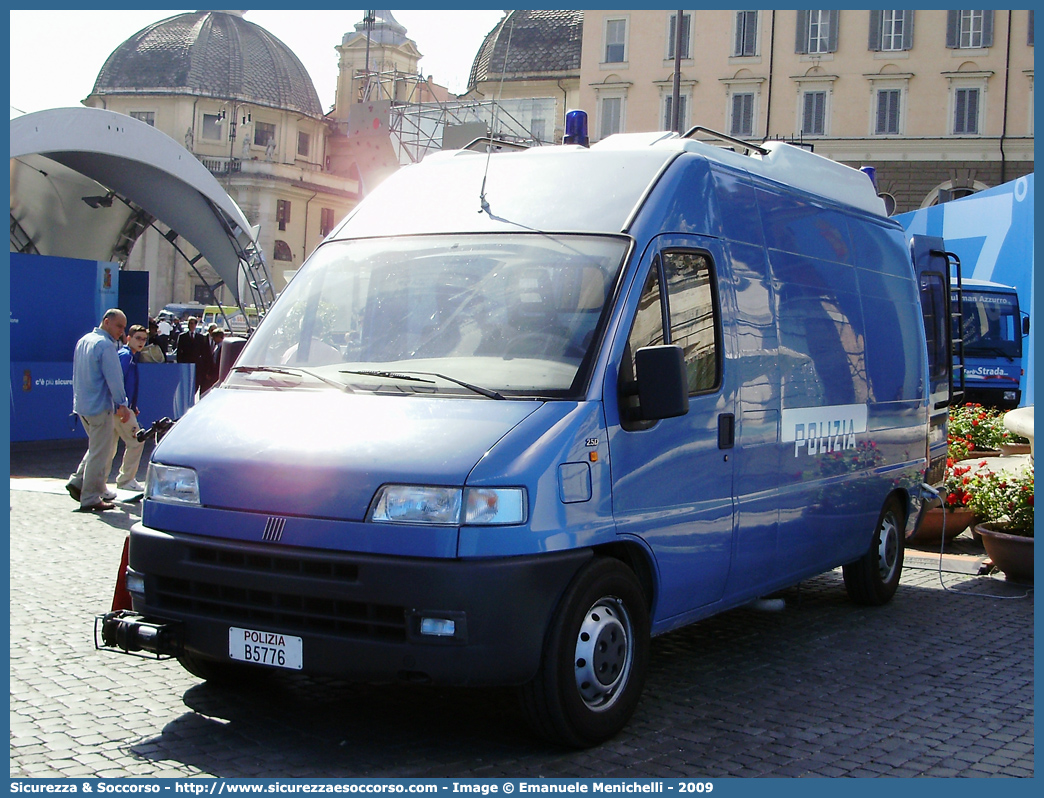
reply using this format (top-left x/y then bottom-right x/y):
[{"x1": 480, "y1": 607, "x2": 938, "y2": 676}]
[
  {"x1": 982, "y1": 10, "x2": 994, "y2": 47},
  {"x1": 946, "y1": 10, "x2": 959, "y2": 48},
  {"x1": 815, "y1": 93, "x2": 826, "y2": 133},
  {"x1": 868, "y1": 9, "x2": 882, "y2": 50},
  {"x1": 966, "y1": 89, "x2": 979, "y2": 133},
  {"x1": 889, "y1": 92, "x2": 900, "y2": 133},
  {"x1": 1030, "y1": 10, "x2": 1035, "y2": 46},
  {"x1": 827, "y1": 10, "x2": 840, "y2": 52},
  {"x1": 742, "y1": 95, "x2": 753, "y2": 136},
  {"x1": 903, "y1": 11, "x2": 915, "y2": 50},
  {"x1": 954, "y1": 90, "x2": 966, "y2": 132},
  {"x1": 796, "y1": 10, "x2": 810, "y2": 53},
  {"x1": 734, "y1": 13, "x2": 744, "y2": 55}
]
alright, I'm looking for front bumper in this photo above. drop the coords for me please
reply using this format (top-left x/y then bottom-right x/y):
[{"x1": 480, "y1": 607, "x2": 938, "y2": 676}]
[{"x1": 123, "y1": 524, "x2": 590, "y2": 686}]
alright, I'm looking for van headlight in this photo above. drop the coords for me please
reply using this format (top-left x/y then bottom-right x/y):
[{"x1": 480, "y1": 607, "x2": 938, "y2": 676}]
[
  {"x1": 368, "y1": 486, "x2": 526, "y2": 526},
  {"x1": 146, "y1": 463, "x2": 200, "y2": 505}
]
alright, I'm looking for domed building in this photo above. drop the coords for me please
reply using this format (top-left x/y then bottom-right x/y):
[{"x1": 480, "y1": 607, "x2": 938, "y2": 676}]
[
  {"x1": 84, "y1": 10, "x2": 361, "y2": 310},
  {"x1": 461, "y1": 10, "x2": 584, "y2": 144}
]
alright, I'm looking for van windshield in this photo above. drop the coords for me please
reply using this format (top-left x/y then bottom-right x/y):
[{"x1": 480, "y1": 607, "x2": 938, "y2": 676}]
[{"x1": 230, "y1": 234, "x2": 629, "y2": 398}]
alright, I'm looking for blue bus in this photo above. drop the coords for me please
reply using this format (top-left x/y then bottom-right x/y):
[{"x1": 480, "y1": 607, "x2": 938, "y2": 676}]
[{"x1": 955, "y1": 279, "x2": 1028, "y2": 409}]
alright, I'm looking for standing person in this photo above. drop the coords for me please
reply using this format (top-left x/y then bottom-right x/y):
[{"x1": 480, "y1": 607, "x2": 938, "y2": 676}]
[
  {"x1": 65, "y1": 309, "x2": 132, "y2": 512},
  {"x1": 199, "y1": 325, "x2": 225, "y2": 395},
  {"x1": 113, "y1": 325, "x2": 148, "y2": 492},
  {"x1": 176, "y1": 316, "x2": 208, "y2": 396}
]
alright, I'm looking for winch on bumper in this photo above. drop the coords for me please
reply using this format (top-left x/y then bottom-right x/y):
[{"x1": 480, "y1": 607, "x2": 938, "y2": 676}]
[{"x1": 100, "y1": 523, "x2": 592, "y2": 685}]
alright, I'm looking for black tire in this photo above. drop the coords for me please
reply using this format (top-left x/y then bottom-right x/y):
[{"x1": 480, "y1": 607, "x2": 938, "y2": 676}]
[
  {"x1": 177, "y1": 652, "x2": 272, "y2": 685},
  {"x1": 519, "y1": 557, "x2": 650, "y2": 748},
  {"x1": 843, "y1": 498, "x2": 905, "y2": 605}
]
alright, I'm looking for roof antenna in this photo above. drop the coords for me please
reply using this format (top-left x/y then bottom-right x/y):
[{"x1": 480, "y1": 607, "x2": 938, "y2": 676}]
[{"x1": 479, "y1": 12, "x2": 515, "y2": 214}]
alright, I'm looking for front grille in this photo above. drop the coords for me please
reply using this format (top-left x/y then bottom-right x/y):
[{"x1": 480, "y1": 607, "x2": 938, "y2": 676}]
[
  {"x1": 187, "y1": 545, "x2": 360, "y2": 581},
  {"x1": 151, "y1": 546, "x2": 406, "y2": 642}
]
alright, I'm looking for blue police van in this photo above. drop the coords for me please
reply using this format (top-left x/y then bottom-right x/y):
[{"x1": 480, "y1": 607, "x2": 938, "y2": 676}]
[{"x1": 100, "y1": 118, "x2": 950, "y2": 747}]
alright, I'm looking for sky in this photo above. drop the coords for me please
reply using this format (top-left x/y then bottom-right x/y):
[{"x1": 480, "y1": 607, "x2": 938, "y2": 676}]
[{"x1": 9, "y1": 9, "x2": 508, "y2": 118}]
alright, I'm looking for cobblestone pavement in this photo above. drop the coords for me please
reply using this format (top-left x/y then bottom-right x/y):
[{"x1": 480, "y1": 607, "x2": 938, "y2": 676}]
[{"x1": 10, "y1": 444, "x2": 1034, "y2": 778}]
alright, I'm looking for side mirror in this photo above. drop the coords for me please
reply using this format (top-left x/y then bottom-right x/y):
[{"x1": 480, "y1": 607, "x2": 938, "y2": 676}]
[
  {"x1": 634, "y1": 345, "x2": 689, "y2": 420},
  {"x1": 1022, "y1": 316, "x2": 1030, "y2": 336},
  {"x1": 218, "y1": 336, "x2": 248, "y2": 381}
]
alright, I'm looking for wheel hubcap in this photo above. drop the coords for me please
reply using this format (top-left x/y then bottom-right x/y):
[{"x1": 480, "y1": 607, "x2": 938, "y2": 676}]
[
  {"x1": 574, "y1": 598, "x2": 633, "y2": 710},
  {"x1": 878, "y1": 512, "x2": 900, "y2": 580}
]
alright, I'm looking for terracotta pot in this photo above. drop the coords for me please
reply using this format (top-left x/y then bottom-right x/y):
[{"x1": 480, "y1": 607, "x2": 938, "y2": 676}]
[
  {"x1": 976, "y1": 523, "x2": 1034, "y2": 583},
  {"x1": 957, "y1": 449, "x2": 1000, "y2": 461},
  {"x1": 910, "y1": 507, "x2": 976, "y2": 543},
  {"x1": 1000, "y1": 442, "x2": 1032, "y2": 456}
]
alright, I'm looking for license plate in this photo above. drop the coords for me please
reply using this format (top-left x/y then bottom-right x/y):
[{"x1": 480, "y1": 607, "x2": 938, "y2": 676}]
[{"x1": 228, "y1": 626, "x2": 303, "y2": 670}]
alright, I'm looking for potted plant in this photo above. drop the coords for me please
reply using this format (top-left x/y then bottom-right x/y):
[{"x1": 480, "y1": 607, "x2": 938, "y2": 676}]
[
  {"x1": 912, "y1": 459, "x2": 979, "y2": 543},
  {"x1": 947, "y1": 403, "x2": 1011, "y2": 460},
  {"x1": 968, "y1": 464, "x2": 1034, "y2": 582}
]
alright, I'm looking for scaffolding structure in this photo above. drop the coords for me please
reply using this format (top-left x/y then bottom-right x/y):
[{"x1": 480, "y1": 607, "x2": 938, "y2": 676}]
[{"x1": 356, "y1": 68, "x2": 552, "y2": 164}]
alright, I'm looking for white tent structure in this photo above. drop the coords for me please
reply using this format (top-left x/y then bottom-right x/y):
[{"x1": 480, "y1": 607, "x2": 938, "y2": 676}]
[{"x1": 10, "y1": 106, "x2": 272, "y2": 313}]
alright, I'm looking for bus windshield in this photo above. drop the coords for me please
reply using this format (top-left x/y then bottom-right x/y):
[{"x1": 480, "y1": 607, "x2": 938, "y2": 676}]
[
  {"x1": 960, "y1": 290, "x2": 1022, "y2": 359},
  {"x1": 229, "y1": 234, "x2": 630, "y2": 399}
]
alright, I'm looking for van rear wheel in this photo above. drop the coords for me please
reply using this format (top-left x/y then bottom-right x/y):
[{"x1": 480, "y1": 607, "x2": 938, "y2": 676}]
[
  {"x1": 519, "y1": 557, "x2": 649, "y2": 748},
  {"x1": 843, "y1": 498, "x2": 905, "y2": 605}
]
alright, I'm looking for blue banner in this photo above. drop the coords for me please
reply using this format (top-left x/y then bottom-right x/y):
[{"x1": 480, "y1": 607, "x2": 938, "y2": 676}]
[{"x1": 895, "y1": 175, "x2": 1034, "y2": 406}]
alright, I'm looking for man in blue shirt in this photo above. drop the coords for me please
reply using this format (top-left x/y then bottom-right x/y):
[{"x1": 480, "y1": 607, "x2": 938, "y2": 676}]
[
  {"x1": 65, "y1": 309, "x2": 132, "y2": 511},
  {"x1": 113, "y1": 324, "x2": 149, "y2": 493}
]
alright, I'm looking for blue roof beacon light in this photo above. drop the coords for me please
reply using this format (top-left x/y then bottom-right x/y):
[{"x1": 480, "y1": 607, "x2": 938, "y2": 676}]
[
  {"x1": 564, "y1": 109, "x2": 590, "y2": 148},
  {"x1": 860, "y1": 165, "x2": 878, "y2": 191}
]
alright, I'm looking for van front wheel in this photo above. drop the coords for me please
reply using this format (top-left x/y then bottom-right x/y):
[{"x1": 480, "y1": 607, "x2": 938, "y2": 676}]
[
  {"x1": 843, "y1": 498, "x2": 905, "y2": 605},
  {"x1": 519, "y1": 558, "x2": 649, "y2": 748}
]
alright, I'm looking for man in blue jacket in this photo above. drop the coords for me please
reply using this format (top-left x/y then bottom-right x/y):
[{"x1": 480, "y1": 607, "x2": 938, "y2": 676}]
[
  {"x1": 113, "y1": 324, "x2": 148, "y2": 493},
  {"x1": 65, "y1": 309, "x2": 132, "y2": 512}
]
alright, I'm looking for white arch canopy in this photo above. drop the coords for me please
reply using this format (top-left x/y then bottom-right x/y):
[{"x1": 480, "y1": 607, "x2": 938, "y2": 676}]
[{"x1": 10, "y1": 106, "x2": 268, "y2": 306}]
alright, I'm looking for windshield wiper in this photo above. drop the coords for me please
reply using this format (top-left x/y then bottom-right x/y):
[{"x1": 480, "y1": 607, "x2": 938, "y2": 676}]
[
  {"x1": 233, "y1": 365, "x2": 354, "y2": 392},
  {"x1": 340, "y1": 369, "x2": 505, "y2": 400},
  {"x1": 967, "y1": 345, "x2": 1015, "y2": 362}
]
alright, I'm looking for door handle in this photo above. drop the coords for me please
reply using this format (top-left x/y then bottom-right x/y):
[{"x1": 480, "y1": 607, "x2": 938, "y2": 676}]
[{"x1": 718, "y1": 413, "x2": 735, "y2": 449}]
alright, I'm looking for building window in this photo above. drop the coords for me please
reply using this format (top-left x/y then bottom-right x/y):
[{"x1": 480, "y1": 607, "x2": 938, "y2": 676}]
[
  {"x1": 297, "y1": 131, "x2": 310, "y2": 157},
  {"x1": 600, "y1": 96, "x2": 623, "y2": 138},
  {"x1": 953, "y1": 87, "x2": 980, "y2": 134},
  {"x1": 802, "y1": 91, "x2": 827, "y2": 136},
  {"x1": 663, "y1": 94, "x2": 688, "y2": 132},
  {"x1": 875, "y1": 89, "x2": 901, "y2": 134},
  {"x1": 193, "y1": 285, "x2": 210, "y2": 304},
  {"x1": 797, "y1": 10, "x2": 839, "y2": 55},
  {"x1": 667, "y1": 12, "x2": 691, "y2": 60},
  {"x1": 273, "y1": 240, "x2": 294, "y2": 262},
  {"x1": 733, "y1": 11, "x2": 759, "y2": 57},
  {"x1": 320, "y1": 208, "x2": 336, "y2": 237},
  {"x1": 254, "y1": 121, "x2": 277, "y2": 148},
  {"x1": 202, "y1": 113, "x2": 222, "y2": 141},
  {"x1": 130, "y1": 111, "x2": 155, "y2": 126},
  {"x1": 276, "y1": 199, "x2": 291, "y2": 232},
  {"x1": 730, "y1": 92, "x2": 755, "y2": 138},
  {"x1": 869, "y1": 10, "x2": 913, "y2": 51},
  {"x1": 605, "y1": 18, "x2": 627, "y2": 63},
  {"x1": 946, "y1": 10, "x2": 994, "y2": 49}
]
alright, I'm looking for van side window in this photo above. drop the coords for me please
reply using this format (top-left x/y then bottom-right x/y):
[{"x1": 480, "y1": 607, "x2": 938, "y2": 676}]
[
  {"x1": 620, "y1": 263, "x2": 665, "y2": 430},
  {"x1": 663, "y1": 250, "x2": 721, "y2": 394},
  {"x1": 919, "y1": 273, "x2": 948, "y2": 384}
]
